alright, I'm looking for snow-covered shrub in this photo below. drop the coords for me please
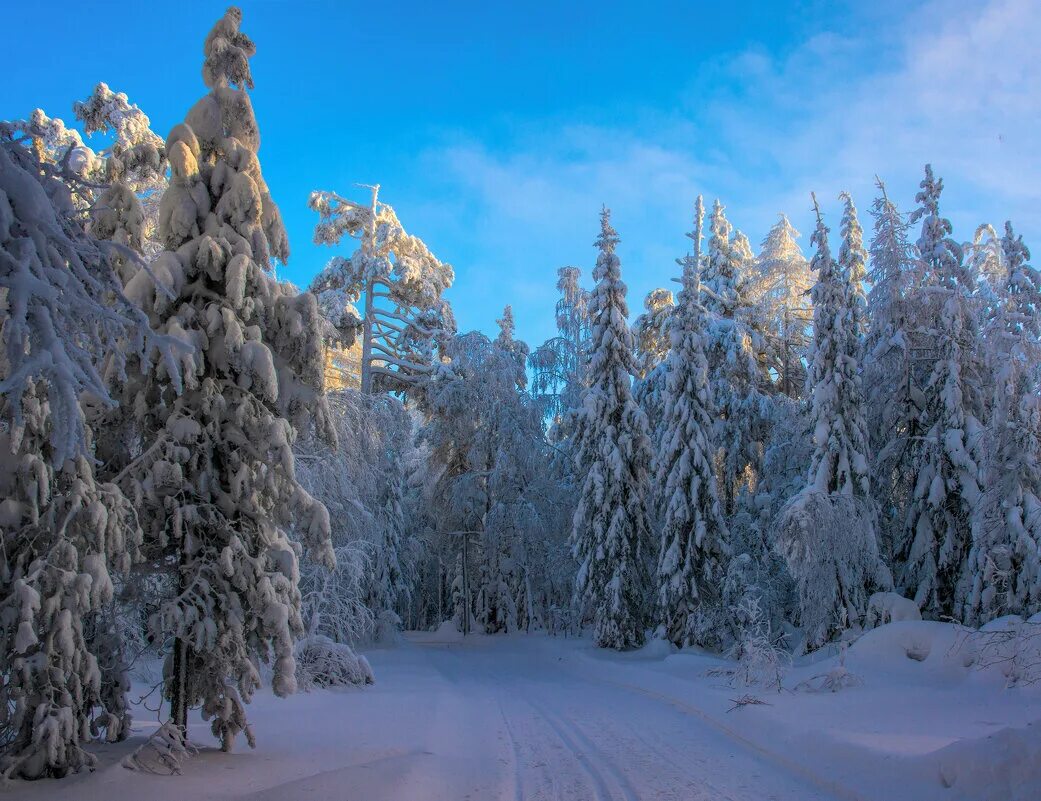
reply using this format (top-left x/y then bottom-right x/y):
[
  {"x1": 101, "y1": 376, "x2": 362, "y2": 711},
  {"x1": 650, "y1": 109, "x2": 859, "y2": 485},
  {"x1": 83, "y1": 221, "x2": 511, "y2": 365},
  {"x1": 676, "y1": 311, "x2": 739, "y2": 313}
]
[
  {"x1": 962, "y1": 616, "x2": 1041, "y2": 687},
  {"x1": 294, "y1": 635, "x2": 374, "y2": 689},
  {"x1": 795, "y1": 643, "x2": 862, "y2": 692},
  {"x1": 727, "y1": 595, "x2": 790, "y2": 690}
]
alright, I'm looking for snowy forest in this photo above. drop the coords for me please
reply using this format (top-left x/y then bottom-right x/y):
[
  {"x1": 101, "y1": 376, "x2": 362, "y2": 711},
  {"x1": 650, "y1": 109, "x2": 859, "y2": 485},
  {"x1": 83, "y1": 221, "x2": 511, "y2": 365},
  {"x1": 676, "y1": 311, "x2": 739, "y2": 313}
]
[{"x1": 2, "y1": 6, "x2": 1040, "y2": 800}]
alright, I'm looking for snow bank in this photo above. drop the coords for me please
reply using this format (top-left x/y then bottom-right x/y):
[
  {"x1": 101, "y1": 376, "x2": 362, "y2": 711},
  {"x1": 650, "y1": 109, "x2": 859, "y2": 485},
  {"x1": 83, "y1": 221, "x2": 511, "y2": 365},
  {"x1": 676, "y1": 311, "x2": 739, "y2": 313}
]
[{"x1": 933, "y1": 721, "x2": 1041, "y2": 801}]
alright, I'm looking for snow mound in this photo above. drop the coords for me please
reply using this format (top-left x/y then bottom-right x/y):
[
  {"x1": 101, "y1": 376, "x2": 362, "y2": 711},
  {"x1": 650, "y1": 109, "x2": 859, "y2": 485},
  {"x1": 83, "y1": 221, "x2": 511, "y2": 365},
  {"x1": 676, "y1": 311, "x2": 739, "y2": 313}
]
[
  {"x1": 934, "y1": 721, "x2": 1041, "y2": 801},
  {"x1": 294, "y1": 635, "x2": 374, "y2": 689},
  {"x1": 636, "y1": 636, "x2": 678, "y2": 660},
  {"x1": 865, "y1": 591, "x2": 922, "y2": 629}
]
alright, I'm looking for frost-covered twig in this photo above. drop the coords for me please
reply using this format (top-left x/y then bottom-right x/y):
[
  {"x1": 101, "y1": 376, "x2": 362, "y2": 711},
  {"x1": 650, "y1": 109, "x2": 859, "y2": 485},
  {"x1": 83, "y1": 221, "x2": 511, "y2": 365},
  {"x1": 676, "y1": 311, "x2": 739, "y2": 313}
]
[{"x1": 727, "y1": 694, "x2": 771, "y2": 712}]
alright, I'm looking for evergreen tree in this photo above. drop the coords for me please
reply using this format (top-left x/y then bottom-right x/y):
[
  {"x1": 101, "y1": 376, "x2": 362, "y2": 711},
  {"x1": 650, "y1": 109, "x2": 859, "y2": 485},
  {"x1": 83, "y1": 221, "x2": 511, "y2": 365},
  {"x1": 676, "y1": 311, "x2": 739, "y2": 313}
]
[
  {"x1": 633, "y1": 288, "x2": 674, "y2": 380},
  {"x1": 654, "y1": 196, "x2": 729, "y2": 648},
  {"x1": 863, "y1": 178, "x2": 918, "y2": 563},
  {"x1": 115, "y1": 8, "x2": 334, "y2": 747},
  {"x1": 750, "y1": 214, "x2": 813, "y2": 398},
  {"x1": 703, "y1": 200, "x2": 767, "y2": 515},
  {"x1": 776, "y1": 195, "x2": 886, "y2": 648},
  {"x1": 0, "y1": 117, "x2": 177, "y2": 779},
  {"x1": 571, "y1": 208, "x2": 653, "y2": 650},
  {"x1": 899, "y1": 165, "x2": 983, "y2": 618},
  {"x1": 804, "y1": 195, "x2": 872, "y2": 498},
  {"x1": 633, "y1": 287, "x2": 675, "y2": 471},
  {"x1": 838, "y1": 192, "x2": 868, "y2": 344},
  {"x1": 965, "y1": 223, "x2": 1041, "y2": 623}
]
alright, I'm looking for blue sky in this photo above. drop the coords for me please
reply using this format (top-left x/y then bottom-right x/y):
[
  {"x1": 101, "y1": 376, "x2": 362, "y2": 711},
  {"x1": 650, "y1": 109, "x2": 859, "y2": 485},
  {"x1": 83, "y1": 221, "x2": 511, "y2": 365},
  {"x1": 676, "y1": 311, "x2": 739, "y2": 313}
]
[{"x1": 5, "y1": 0, "x2": 1039, "y2": 348}]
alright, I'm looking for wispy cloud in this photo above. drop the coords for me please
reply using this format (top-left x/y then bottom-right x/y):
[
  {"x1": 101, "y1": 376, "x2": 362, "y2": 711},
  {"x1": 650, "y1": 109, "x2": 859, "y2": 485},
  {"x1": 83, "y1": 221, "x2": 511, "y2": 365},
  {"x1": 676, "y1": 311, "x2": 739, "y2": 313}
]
[{"x1": 420, "y1": 0, "x2": 1041, "y2": 345}]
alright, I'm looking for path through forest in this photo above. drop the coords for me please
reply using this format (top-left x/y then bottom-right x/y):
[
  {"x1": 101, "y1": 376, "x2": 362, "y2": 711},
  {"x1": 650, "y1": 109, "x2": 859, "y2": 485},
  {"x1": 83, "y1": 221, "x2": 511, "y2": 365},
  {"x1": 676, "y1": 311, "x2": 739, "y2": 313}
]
[{"x1": 12, "y1": 632, "x2": 856, "y2": 801}]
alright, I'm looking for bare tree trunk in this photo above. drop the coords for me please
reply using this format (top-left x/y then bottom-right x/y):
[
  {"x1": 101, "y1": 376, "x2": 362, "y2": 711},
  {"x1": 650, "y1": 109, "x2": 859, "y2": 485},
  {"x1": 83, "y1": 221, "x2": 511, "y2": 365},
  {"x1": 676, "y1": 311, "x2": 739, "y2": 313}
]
[
  {"x1": 170, "y1": 637, "x2": 188, "y2": 734},
  {"x1": 360, "y1": 276, "x2": 374, "y2": 394}
]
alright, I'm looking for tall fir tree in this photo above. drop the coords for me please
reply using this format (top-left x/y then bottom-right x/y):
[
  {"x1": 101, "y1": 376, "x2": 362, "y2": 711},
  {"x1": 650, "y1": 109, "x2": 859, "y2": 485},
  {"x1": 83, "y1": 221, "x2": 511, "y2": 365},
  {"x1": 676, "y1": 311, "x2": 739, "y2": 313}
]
[
  {"x1": 965, "y1": 223, "x2": 1041, "y2": 623},
  {"x1": 805, "y1": 195, "x2": 872, "y2": 499},
  {"x1": 0, "y1": 116, "x2": 178, "y2": 779},
  {"x1": 654, "y1": 196, "x2": 730, "y2": 648},
  {"x1": 703, "y1": 200, "x2": 767, "y2": 515},
  {"x1": 899, "y1": 165, "x2": 983, "y2": 618},
  {"x1": 571, "y1": 209, "x2": 653, "y2": 650},
  {"x1": 863, "y1": 178, "x2": 918, "y2": 563},
  {"x1": 751, "y1": 214, "x2": 813, "y2": 398},
  {"x1": 114, "y1": 8, "x2": 334, "y2": 747},
  {"x1": 838, "y1": 192, "x2": 869, "y2": 344},
  {"x1": 633, "y1": 287, "x2": 675, "y2": 480},
  {"x1": 776, "y1": 195, "x2": 885, "y2": 648}
]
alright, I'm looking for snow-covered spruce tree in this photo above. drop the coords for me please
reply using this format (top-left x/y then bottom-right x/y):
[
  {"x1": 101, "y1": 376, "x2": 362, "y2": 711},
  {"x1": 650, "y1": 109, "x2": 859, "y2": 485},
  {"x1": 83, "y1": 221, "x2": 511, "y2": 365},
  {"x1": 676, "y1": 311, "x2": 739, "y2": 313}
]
[
  {"x1": 965, "y1": 223, "x2": 1041, "y2": 624},
  {"x1": 899, "y1": 165, "x2": 984, "y2": 619},
  {"x1": 967, "y1": 223, "x2": 1007, "y2": 300},
  {"x1": 571, "y1": 208, "x2": 653, "y2": 650},
  {"x1": 633, "y1": 287, "x2": 674, "y2": 477},
  {"x1": 114, "y1": 8, "x2": 334, "y2": 747},
  {"x1": 74, "y1": 83, "x2": 168, "y2": 278},
  {"x1": 863, "y1": 178, "x2": 918, "y2": 564},
  {"x1": 838, "y1": 192, "x2": 869, "y2": 344},
  {"x1": 749, "y1": 214, "x2": 812, "y2": 399},
  {"x1": 703, "y1": 200, "x2": 769, "y2": 515},
  {"x1": 0, "y1": 122, "x2": 178, "y2": 779},
  {"x1": 634, "y1": 288, "x2": 674, "y2": 380},
  {"x1": 654, "y1": 195, "x2": 730, "y2": 649},
  {"x1": 309, "y1": 184, "x2": 455, "y2": 395},
  {"x1": 776, "y1": 195, "x2": 886, "y2": 649}
]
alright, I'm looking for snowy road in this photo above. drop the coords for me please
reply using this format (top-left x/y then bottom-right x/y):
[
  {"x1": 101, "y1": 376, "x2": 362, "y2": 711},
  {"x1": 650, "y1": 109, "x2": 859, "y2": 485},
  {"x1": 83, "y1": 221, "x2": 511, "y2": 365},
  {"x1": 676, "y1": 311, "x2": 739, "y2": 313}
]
[
  {"x1": 401, "y1": 636, "x2": 838, "y2": 801},
  {"x1": 14, "y1": 634, "x2": 855, "y2": 801}
]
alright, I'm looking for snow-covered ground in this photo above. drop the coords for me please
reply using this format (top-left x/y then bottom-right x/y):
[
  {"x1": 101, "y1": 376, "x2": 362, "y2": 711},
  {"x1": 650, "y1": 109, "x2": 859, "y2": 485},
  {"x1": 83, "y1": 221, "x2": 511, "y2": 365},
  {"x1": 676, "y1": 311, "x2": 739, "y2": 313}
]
[{"x1": 6, "y1": 624, "x2": 1040, "y2": 801}]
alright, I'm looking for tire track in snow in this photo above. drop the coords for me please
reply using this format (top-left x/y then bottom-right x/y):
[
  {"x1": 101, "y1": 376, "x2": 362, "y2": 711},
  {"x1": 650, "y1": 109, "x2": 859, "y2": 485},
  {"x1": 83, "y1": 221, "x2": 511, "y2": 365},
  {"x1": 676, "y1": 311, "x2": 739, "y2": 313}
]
[
  {"x1": 427, "y1": 642, "x2": 601, "y2": 801},
  {"x1": 522, "y1": 694, "x2": 639, "y2": 801},
  {"x1": 439, "y1": 644, "x2": 622, "y2": 801},
  {"x1": 571, "y1": 668, "x2": 864, "y2": 801},
  {"x1": 499, "y1": 694, "x2": 605, "y2": 801},
  {"x1": 565, "y1": 708, "x2": 733, "y2": 801},
  {"x1": 494, "y1": 695, "x2": 524, "y2": 801}
]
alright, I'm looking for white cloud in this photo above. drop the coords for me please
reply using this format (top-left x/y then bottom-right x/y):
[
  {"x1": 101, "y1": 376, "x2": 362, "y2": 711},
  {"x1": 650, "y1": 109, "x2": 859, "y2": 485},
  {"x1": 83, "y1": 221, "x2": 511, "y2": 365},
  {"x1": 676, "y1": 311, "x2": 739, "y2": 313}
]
[{"x1": 419, "y1": 0, "x2": 1041, "y2": 345}]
